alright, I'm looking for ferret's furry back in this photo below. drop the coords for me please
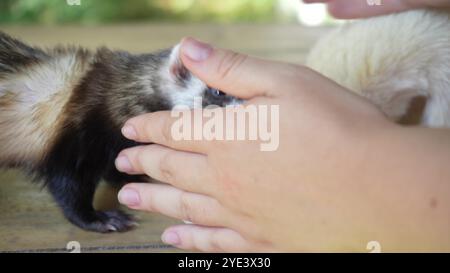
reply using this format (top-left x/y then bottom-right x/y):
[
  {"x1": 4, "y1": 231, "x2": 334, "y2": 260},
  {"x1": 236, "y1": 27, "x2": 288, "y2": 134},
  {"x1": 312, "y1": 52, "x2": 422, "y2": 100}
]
[{"x1": 307, "y1": 9, "x2": 450, "y2": 126}]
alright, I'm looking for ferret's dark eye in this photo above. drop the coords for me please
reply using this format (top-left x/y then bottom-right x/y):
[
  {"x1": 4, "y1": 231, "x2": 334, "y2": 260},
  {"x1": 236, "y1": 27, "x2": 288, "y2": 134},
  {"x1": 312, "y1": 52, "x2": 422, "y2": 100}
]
[{"x1": 209, "y1": 88, "x2": 225, "y2": 97}]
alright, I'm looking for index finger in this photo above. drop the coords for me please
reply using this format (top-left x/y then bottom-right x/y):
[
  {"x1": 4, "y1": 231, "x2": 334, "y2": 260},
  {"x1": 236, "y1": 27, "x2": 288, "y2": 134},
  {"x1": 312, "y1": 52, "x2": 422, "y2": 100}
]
[{"x1": 122, "y1": 109, "x2": 212, "y2": 154}]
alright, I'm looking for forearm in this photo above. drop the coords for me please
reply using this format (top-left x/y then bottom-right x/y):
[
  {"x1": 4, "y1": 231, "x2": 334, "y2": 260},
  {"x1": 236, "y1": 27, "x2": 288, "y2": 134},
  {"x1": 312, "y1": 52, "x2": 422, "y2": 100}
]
[{"x1": 360, "y1": 124, "x2": 450, "y2": 251}]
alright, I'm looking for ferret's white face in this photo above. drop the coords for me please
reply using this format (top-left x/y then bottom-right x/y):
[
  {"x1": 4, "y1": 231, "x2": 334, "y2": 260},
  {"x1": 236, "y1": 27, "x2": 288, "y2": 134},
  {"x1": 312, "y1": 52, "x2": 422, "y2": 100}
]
[{"x1": 159, "y1": 44, "x2": 241, "y2": 109}]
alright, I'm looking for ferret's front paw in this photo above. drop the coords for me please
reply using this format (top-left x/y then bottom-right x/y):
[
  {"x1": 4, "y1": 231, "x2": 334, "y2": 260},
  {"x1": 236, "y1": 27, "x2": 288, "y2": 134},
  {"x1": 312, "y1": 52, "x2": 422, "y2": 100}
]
[{"x1": 74, "y1": 210, "x2": 138, "y2": 233}]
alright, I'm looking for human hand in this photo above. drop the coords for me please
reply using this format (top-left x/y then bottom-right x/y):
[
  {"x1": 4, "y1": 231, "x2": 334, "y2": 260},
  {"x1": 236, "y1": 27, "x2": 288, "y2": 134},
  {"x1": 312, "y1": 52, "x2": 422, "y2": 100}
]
[
  {"x1": 303, "y1": 0, "x2": 450, "y2": 19},
  {"x1": 113, "y1": 37, "x2": 411, "y2": 252}
]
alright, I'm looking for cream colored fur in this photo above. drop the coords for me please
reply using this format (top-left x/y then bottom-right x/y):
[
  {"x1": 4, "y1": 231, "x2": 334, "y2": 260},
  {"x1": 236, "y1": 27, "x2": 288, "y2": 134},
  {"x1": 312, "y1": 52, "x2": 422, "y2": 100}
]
[
  {"x1": 306, "y1": 9, "x2": 450, "y2": 127},
  {"x1": 0, "y1": 51, "x2": 93, "y2": 165}
]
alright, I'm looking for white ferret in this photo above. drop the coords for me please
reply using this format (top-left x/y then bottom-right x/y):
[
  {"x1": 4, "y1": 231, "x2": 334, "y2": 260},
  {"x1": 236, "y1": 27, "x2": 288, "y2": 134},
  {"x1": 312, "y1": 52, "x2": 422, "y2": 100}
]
[{"x1": 307, "y1": 9, "x2": 450, "y2": 127}]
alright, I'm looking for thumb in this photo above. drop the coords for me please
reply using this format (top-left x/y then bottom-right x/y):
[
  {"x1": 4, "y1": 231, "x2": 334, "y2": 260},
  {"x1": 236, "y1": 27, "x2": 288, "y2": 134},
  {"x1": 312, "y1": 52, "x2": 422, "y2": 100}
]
[{"x1": 179, "y1": 37, "x2": 286, "y2": 99}]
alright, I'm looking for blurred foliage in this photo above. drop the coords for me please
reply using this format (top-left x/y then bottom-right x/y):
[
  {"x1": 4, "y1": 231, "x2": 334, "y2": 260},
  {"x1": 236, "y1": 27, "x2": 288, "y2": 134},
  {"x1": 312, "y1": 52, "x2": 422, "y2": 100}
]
[{"x1": 0, "y1": 0, "x2": 298, "y2": 25}]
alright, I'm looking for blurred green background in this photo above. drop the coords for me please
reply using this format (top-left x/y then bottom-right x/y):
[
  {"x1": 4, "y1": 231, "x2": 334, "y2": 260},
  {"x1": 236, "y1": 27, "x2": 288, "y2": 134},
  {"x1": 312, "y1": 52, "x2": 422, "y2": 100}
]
[{"x1": 0, "y1": 0, "x2": 305, "y2": 25}]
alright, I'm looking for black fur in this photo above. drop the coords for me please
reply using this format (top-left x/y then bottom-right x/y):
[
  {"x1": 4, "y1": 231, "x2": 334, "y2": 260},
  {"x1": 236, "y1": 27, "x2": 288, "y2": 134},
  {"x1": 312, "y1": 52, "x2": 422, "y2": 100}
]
[{"x1": 0, "y1": 32, "x2": 48, "y2": 78}]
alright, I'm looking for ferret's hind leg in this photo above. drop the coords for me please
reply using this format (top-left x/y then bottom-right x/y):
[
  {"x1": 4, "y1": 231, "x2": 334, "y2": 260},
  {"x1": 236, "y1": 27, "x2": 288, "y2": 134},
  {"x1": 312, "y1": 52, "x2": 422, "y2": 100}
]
[
  {"x1": 40, "y1": 128, "x2": 137, "y2": 233},
  {"x1": 45, "y1": 172, "x2": 136, "y2": 233}
]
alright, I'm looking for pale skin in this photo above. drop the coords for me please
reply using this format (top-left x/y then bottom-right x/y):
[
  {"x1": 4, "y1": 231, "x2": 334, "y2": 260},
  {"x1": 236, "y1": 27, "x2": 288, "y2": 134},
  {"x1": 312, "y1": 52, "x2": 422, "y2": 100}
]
[
  {"x1": 303, "y1": 0, "x2": 450, "y2": 19},
  {"x1": 114, "y1": 1, "x2": 450, "y2": 252}
]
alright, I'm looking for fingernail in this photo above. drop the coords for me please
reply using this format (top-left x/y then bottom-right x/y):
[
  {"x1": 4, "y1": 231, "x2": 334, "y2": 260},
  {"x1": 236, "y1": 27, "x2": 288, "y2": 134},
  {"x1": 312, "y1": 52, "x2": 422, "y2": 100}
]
[
  {"x1": 122, "y1": 125, "x2": 137, "y2": 140},
  {"x1": 162, "y1": 231, "x2": 181, "y2": 245},
  {"x1": 115, "y1": 156, "x2": 133, "y2": 172},
  {"x1": 182, "y1": 38, "x2": 212, "y2": 62},
  {"x1": 118, "y1": 188, "x2": 140, "y2": 206}
]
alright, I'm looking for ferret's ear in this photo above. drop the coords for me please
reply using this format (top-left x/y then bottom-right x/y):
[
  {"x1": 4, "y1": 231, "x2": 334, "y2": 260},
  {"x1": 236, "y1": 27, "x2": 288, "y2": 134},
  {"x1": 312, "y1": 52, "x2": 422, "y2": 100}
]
[{"x1": 168, "y1": 43, "x2": 190, "y2": 82}]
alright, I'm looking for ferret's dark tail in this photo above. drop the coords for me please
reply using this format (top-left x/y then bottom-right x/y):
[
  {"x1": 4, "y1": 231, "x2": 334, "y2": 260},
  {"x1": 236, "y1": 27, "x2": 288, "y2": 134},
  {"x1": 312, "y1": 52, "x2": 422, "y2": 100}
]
[{"x1": 0, "y1": 31, "x2": 48, "y2": 78}]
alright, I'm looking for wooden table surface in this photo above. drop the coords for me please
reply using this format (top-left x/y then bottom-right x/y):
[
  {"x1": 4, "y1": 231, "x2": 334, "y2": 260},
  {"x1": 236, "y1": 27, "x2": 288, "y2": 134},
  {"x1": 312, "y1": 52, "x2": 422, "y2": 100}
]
[{"x1": 0, "y1": 24, "x2": 331, "y2": 253}]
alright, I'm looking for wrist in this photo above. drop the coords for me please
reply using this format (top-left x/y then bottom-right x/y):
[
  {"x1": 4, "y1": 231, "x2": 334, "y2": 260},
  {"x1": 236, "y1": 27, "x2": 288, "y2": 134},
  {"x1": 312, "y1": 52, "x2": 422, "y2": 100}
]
[{"x1": 355, "y1": 124, "x2": 450, "y2": 251}]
